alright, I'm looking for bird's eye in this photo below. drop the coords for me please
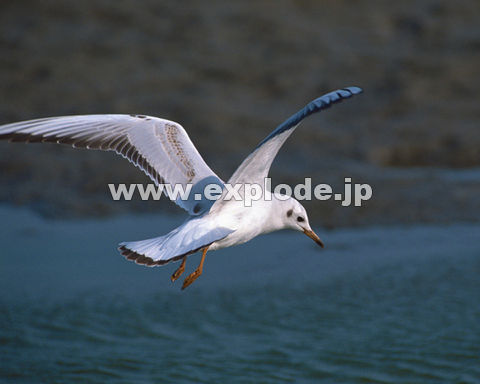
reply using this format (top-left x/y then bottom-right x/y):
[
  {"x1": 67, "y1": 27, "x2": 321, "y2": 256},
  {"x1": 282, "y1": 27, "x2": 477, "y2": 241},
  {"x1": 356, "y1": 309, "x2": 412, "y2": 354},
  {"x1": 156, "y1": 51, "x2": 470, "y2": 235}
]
[
  {"x1": 297, "y1": 216, "x2": 304, "y2": 222},
  {"x1": 287, "y1": 209, "x2": 293, "y2": 217}
]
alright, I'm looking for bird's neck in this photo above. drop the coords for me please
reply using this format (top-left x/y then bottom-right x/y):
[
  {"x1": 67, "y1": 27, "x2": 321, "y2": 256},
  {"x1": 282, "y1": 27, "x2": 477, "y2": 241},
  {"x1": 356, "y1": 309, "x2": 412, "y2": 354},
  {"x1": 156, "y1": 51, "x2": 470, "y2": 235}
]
[{"x1": 259, "y1": 194, "x2": 291, "y2": 234}]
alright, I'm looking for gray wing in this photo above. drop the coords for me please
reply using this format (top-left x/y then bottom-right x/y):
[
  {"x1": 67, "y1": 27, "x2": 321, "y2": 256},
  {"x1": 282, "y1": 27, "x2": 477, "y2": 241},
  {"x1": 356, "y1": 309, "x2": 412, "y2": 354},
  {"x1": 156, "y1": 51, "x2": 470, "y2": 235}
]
[
  {"x1": 0, "y1": 114, "x2": 223, "y2": 215},
  {"x1": 227, "y1": 87, "x2": 363, "y2": 185}
]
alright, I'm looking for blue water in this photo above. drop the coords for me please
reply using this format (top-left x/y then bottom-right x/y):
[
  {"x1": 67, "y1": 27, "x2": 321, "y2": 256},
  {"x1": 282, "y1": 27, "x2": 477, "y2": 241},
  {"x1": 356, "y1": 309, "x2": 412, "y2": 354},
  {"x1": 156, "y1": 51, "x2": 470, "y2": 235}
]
[{"x1": 1, "y1": 206, "x2": 479, "y2": 383}]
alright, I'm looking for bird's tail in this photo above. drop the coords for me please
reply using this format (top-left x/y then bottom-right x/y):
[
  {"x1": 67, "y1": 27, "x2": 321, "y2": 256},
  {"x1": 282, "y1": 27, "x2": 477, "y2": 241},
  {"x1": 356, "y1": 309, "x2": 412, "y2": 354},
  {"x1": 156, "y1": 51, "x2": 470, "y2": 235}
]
[
  {"x1": 118, "y1": 218, "x2": 234, "y2": 266},
  {"x1": 119, "y1": 230, "x2": 181, "y2": 266}
]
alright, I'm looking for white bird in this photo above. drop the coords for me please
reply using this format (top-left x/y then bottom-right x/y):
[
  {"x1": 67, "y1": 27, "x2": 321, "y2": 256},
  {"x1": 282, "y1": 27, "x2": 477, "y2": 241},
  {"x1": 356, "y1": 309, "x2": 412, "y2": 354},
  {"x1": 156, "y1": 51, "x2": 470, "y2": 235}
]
[{"x1": 0, "y1": 86, "x2": 362, "y2": 289}]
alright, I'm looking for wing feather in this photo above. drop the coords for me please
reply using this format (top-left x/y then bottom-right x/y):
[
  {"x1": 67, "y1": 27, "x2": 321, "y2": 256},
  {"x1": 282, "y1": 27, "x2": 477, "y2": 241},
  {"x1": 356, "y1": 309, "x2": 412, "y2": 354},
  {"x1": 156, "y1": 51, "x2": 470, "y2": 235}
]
[
  {"x1": 0, "y1": 114, "x2": 223, "y2": 215},
  {"x1": 228, "y1": 87, "x2": 363, "y2": 185}
]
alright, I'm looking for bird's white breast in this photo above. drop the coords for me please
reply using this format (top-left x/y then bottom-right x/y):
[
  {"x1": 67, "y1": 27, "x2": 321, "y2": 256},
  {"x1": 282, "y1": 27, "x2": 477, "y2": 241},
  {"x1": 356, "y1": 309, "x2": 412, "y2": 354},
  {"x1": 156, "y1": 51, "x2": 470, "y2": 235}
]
[{"x1": 209, "y1": 198, "x2": 278, "y2": 251}]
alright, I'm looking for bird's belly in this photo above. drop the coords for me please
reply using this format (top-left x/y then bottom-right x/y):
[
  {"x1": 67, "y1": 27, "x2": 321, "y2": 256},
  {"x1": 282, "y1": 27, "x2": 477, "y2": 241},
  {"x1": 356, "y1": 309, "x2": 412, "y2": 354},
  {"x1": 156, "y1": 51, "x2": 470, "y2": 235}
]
[
  {"x1": 209, "y1": 226, "x2": 261, "y2": 251},
  {"x1": 209, "y1": 199, "x2": 274, "y2": 251}
]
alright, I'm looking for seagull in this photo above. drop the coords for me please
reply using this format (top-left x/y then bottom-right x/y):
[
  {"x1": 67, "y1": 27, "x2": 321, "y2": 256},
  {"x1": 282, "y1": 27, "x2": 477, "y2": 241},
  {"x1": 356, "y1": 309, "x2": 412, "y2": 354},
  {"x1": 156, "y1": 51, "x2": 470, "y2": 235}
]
[{"x1": 0, "y1": 86, "x2": 362, "y2": 289}]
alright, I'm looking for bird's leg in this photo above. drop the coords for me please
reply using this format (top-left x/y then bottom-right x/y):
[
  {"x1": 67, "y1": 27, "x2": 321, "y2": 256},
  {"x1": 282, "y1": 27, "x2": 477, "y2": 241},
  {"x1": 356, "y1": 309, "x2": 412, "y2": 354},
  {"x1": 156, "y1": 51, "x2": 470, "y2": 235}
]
[
  {"x1": 171, "y1": 256, "x2": 187, "y2": 282},
  {"x1": 182, "y1": 246, "x2": 209, "y2": 290}
]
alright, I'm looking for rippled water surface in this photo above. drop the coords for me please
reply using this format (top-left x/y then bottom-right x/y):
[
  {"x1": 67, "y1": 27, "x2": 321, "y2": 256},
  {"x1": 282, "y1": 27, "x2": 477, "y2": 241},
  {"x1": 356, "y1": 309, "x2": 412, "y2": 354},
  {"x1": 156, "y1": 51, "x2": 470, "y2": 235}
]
[{"x1": 1, "y1": 206, "x2": 479, "y2": 383}]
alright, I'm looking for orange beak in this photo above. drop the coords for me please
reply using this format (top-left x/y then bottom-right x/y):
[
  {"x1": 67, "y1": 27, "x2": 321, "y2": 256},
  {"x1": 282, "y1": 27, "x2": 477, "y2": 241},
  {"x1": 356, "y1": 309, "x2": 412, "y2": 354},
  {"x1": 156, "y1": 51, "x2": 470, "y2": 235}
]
[{"x1": 303, "y1": 229, "x2": 324, "y2": 248}]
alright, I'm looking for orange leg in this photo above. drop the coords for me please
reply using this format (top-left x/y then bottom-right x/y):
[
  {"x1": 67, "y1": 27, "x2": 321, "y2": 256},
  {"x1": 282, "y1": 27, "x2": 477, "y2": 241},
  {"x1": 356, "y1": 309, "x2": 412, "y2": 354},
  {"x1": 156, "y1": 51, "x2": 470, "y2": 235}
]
[
  {"x1": 182, "y1": 246, "x2": 209, "y2": 290},
  {"x1": 171, "y1": 256, "x2": 187, "y2": 282}
]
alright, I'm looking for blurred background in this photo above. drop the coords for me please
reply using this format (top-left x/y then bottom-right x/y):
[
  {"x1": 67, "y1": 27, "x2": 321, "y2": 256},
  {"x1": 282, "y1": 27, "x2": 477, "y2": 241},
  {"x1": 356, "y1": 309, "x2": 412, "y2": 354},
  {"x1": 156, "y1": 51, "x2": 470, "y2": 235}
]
[
  {"x1": 1, "y1": 1, "x2": 479, "y2": 383},
  {"x1": 1, "y1": 0, "x2": 479, "y2": 226}
]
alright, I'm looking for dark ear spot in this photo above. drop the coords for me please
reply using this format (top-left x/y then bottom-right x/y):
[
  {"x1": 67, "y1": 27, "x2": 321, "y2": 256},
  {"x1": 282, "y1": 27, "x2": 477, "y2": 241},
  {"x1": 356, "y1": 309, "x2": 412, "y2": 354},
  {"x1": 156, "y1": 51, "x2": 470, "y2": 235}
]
[
  {"x1": 287, "y1": 209, "x2": 293, "y2": 217},
  {"x1": 297, "y1": 216, "x2": 305, "y2": 222}
]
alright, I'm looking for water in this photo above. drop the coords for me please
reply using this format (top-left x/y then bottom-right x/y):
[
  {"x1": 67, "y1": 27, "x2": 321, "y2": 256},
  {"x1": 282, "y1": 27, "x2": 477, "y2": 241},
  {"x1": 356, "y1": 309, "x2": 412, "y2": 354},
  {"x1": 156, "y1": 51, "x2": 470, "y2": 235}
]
[{"x1": 0, "y1": 206, "x2": 479, "y2": 383}]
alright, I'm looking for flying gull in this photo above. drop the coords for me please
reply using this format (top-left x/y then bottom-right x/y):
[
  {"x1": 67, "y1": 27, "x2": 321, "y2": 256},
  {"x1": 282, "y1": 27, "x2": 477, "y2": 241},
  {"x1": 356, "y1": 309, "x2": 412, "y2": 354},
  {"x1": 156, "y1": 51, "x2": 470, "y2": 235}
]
[{"x1": 0, "y1": 86, "x2": 362, "y2": 289}]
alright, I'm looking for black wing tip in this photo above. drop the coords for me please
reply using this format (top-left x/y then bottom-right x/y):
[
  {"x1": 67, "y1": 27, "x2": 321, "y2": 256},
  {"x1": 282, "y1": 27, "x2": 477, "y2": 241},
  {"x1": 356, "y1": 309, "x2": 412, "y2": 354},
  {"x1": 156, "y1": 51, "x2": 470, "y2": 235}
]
[
  {"x1": 308, "y1": 85, "x2": 363, "y2": 112},
  {"x1": 310, "y1": 85, "x2": 363, "y2": 108},
  {"x1": 343, "y1": 86, "x2": 363, "y2": 95},
  {"x1": 0, "y1": 132, "x2": 41, "y2": 143},
  {"x1": 256, "y1": 85, "x2": 363, "y2": 148},
  {"x1": 315, "y1": 86, "x2": 363, "y2": 103}
]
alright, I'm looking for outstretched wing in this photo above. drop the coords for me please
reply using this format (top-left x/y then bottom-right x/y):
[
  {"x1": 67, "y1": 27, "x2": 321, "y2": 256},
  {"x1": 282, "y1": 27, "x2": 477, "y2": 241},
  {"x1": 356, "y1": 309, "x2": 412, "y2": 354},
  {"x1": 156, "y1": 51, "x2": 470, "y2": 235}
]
[
  {"x1": 227, "y1": 87, "x2": 363, "y2": 185},
  {"x1": 0, "y1": 114, "x2": 223, "y2": 215}
]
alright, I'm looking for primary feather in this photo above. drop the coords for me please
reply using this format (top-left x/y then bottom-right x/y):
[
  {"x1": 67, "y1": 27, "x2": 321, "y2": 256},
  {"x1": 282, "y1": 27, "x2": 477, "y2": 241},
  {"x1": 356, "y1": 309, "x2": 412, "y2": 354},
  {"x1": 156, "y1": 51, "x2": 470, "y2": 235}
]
[
  {"x1": 0, "y1": 114, "x2": 223, "y2": 215},
  {"x1": 227, "y1": 87, "x2": 362, "y2": 186}
]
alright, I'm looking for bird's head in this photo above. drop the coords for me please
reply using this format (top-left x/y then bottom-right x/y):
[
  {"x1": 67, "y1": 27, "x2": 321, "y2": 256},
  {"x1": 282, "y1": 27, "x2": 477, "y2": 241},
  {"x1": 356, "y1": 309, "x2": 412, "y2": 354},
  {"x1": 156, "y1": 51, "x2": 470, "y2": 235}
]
[{"x1": 276, "y1": 195, "x2": 324, "y2": 248}]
